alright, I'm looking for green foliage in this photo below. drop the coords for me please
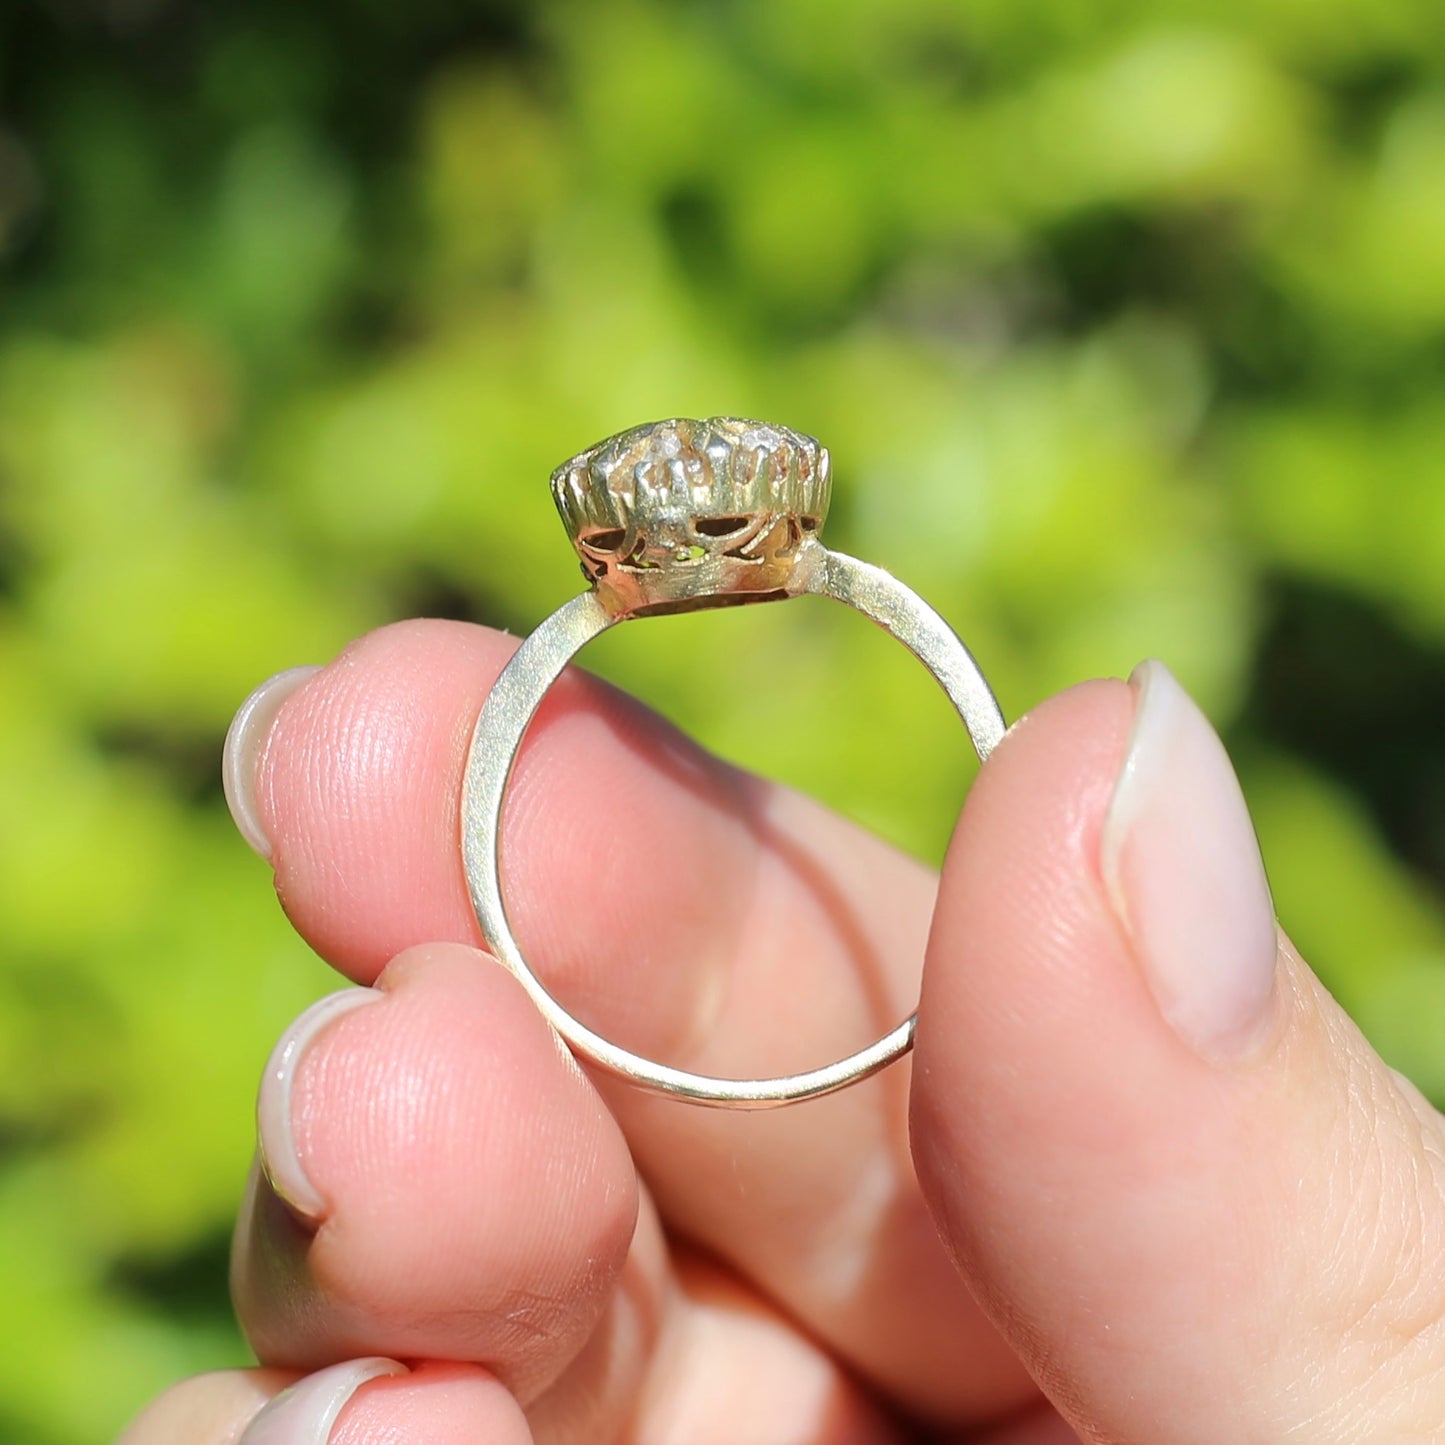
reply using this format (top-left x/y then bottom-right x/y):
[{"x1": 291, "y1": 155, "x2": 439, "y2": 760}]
[{"x1": 1, "y1": 0, "x2": 1443, "y2": 1437}]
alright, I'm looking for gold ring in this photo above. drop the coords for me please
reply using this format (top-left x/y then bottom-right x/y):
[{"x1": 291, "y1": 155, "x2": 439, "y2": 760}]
[{"x1": 461, "y1": 417, "x2": 1005, "y2": 1108}]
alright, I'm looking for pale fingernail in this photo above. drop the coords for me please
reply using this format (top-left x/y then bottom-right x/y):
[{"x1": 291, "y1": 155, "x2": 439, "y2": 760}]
[
  {"x1": 258, "y1": 988, "x2": 385, "y2": 1222},
  {"x1": 223, "y1": 665, "x2": 322, "y2": 859},
  {"x1": 1101, "y1": 660, "x2": 1278, "y2": 1063},
  {"x1": 240, "y1": 1358, "x2": 407, "y2": 1444}
]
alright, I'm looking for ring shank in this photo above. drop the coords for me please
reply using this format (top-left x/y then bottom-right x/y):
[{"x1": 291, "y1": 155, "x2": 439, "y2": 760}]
[{"x1": 460, "y1": 549, "x2": 1006, "y2": 1108}]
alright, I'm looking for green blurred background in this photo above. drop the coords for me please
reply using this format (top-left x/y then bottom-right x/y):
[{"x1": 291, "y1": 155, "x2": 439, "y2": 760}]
[{"x1": 3, "y1": 0, "x2": 1445, "y2": 1438}]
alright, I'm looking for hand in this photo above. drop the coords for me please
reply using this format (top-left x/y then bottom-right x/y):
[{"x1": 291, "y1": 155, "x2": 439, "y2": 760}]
[{"x1": 122, "y1": 620, "x2": 1445, "y2": 1443}]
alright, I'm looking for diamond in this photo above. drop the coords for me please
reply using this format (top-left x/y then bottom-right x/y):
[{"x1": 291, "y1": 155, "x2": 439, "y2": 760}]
[{"x1": 550, "y1": 417, "x2": 831, "y2": 616}]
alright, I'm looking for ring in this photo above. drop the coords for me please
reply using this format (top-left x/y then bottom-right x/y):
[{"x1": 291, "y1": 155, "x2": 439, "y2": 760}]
[{"x1": 461, "y1": 417, "x2": 1006, "y2": 1108}]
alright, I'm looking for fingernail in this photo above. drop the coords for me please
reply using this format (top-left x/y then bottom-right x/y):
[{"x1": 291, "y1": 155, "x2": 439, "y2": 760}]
[
  {"x1": 258, "y1": 988, "x2": 385, "y2": 1222},
  {"x1": 1101, "y1": 660, "x2": 1278, "y2": 1063},
  {"x1": 223, "y1": 665, "x2": 322, "y2": 859},
  {"x1": 240, "y1": 1358, "x2": 407, "y2": 1444}
]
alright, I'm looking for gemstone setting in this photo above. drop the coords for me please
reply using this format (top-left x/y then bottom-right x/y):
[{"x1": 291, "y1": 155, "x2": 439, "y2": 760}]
[{"x1": 550, "y1": 417, "x2": 831, "y2": 616}]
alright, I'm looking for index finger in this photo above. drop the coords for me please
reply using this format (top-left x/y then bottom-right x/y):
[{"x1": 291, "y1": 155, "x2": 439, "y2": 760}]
[{"x1": 233, "y1": 618, "x2": 1034, "y2": 1426}]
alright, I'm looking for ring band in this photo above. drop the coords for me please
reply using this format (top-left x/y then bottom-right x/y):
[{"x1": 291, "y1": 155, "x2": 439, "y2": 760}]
[{"x1": 461, "y1": 418, "x2": 1006, "y2": 1108}]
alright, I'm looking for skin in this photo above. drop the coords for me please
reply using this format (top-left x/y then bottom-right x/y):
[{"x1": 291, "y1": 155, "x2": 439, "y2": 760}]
[{"x1": 121, "y1": 619, "x2": 1445, "y2": 1443}]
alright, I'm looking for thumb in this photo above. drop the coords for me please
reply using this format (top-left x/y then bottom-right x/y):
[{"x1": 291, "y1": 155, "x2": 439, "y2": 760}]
[{"x1": 912, "y1": 662, "x2": 1445, "y2": 1443}]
